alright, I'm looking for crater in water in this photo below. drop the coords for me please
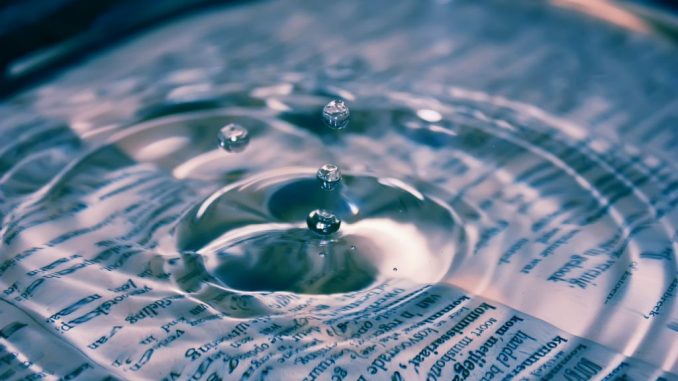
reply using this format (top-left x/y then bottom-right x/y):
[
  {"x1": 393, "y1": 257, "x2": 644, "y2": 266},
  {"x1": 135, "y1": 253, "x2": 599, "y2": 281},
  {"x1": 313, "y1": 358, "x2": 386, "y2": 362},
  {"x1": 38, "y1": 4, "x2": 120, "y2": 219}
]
[{"x1": 174, "y1": 168, "x2": 459, "y2": 294}]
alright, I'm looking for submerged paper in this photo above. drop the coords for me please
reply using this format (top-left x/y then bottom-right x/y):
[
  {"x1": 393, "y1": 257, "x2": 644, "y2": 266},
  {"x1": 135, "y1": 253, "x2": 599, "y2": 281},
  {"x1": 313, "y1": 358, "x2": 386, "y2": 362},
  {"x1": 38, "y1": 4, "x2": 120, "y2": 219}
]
[{"x1": 0, "y1": 0, "x2": 677, "y2": 380}]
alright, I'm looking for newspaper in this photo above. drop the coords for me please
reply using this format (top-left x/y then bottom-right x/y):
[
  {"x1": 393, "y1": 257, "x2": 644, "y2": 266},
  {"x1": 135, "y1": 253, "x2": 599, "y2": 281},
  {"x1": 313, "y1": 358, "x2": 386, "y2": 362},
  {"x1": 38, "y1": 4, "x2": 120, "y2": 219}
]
[{"x1": 1, "y1": 0, "x2": 677, "y2": 380}]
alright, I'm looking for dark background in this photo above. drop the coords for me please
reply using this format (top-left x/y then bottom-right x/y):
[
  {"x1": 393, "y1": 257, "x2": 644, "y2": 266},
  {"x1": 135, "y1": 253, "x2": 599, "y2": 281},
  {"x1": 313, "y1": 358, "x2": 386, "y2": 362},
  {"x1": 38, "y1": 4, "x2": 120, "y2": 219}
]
[{"x1": 0, "y1": 0, "x2": 236, "y2": 96}]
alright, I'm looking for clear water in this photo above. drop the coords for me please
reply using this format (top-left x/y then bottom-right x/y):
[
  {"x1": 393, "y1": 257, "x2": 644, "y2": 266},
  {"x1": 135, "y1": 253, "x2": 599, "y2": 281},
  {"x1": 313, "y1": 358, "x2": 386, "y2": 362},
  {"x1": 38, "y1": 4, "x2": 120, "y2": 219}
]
[
  {"x1": 306, "y1": 209, "x2": 342, "y2": 235},
  {"x1": 217, "y1": 123, "x2": 250, "y2": 153},
  {"x1": 1, "y1": 1, "x2": 677, "y2": 380},
  {"x1": 316, "y1": 163, "x2": 342, "y2": 191},
  {"x1": 322, "y1": 100, "x2": 350, "y2": 130}
]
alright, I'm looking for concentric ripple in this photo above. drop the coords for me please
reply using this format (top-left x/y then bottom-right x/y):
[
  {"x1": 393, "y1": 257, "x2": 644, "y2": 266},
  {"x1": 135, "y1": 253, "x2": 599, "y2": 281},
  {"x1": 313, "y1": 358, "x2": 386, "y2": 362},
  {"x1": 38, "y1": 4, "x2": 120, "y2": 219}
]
[
  {"x1": 1, "y1": 75, "x2": 676, "y2": 379},
  {"x1": 174, "y1": 168, "x2": 458, "y2": 294}
]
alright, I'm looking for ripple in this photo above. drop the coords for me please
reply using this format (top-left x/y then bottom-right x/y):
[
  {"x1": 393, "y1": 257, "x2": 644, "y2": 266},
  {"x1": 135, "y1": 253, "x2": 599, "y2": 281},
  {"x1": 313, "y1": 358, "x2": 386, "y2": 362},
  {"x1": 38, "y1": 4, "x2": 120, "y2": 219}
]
[
  {"x1": 174, "y1": 168, "x2": 459, "y2": 294},
  {"x1": 2, "y1": 75, "x2": 676, "y2": 378}
]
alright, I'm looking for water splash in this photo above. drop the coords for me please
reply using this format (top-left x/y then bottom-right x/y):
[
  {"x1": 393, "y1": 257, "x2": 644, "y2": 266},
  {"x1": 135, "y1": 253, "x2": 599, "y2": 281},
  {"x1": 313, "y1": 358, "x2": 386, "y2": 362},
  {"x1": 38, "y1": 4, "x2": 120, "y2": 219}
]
[
  {"x1": 316, "y1": 163, "x2": 342, "y2": 191},
  {"x1": 322, "y1": 99, "x2": 350, "y2": 130},
  {"x1": 2, "y1": 75, "x2": 676, "y2": 379},
  {"x1": 217, "y1": 123, "x2": 250, "y2": 152},
  {"x1": 306, "y1": 209, "x2": 342, "y2": 235}
]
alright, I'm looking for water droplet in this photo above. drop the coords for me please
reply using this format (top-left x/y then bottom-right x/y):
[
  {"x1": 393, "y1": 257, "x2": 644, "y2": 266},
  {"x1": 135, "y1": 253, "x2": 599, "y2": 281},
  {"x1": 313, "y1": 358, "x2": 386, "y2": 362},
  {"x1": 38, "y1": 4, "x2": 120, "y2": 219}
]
[
  {"x1": 350, "y1": 245, "x2": 356, "y2": 251},
  {"x1": 218, "y1": 123, "x2": 250, "y2": 152},
  {"x1": 393, "y1": 267, "x2": 398, "y2": 272},
  {"x1": 322, "y1": 100, "x2": 350, "y2": 130},
  {"x1": 306, "y1": 209, "x2": 341, "y2": 235},
  {"x1": 316, "y1": 163, "x2": 342, "y2": 190}
]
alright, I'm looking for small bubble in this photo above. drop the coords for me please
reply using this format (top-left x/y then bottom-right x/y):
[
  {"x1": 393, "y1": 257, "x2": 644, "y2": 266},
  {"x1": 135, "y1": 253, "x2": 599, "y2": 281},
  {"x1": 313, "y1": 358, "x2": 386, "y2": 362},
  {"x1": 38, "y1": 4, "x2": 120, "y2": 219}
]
[
  {"x1": 306, "y1": 209, "x2": 341, "y2": 235},
  {"x1": 322, "y1": 100, "x2": 350, "y2": 130},
  {"x1": 319, "y1": 251, "x2": 326, "y2": 257},
  {"x1": 316, "y1": 163, "x2": 342, "y2": 190},
  {"x1": 393, "y1": 267, "x2": 398, "y2": 272},
  {"x1": 350, "y1": 245, "x2": 356, "y2": 250},
  {"x1": 218, "y1": 123, "x2": 250, "y2": 152}
]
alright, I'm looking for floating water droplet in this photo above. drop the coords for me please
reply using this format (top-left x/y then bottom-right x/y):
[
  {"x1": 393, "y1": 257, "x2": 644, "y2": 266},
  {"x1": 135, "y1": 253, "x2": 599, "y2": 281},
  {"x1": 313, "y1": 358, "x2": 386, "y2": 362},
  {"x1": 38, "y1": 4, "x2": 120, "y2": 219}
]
[
  {"x1": 316, "y1": 163, "x2": 342, "y2": 190},
  {"x1": 306, "y1": 209, "x2": 341, "y2": 235},
  {"x1": 218, "y1": 123, "x2": 250, "y2": 152},
  {"x1": 322, "y1": 100, "x2": 350, "y2": 130}
]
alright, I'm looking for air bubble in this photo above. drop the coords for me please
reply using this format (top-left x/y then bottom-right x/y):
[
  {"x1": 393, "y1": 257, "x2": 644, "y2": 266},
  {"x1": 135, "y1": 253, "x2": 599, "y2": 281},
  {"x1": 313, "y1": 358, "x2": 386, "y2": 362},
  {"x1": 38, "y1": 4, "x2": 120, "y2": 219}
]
[
  {"x1": 322, "y1": 100, "x2": 350, "y2": 130},
  {"x1": 316, "y1": 163, "x2": 342, "y2": 191},
  {"x1": 218, "y1": 123, "x2": 250, "y2": 152},
  {"x1": 306, "y1": 209, "x2": 341, "y2": 235}
]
